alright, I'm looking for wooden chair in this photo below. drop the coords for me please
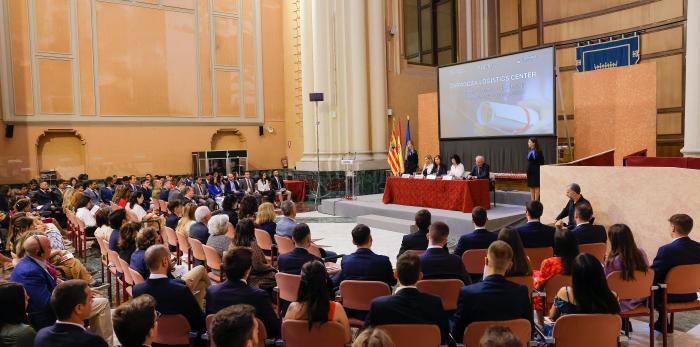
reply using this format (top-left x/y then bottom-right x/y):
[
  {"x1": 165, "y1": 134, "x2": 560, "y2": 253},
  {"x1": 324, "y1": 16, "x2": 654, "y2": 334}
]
[
  {"x1": 274, "y1": 272, "x2": 301, "y2": 316},
  {"x1": 377, "y1": 324, "x2": 441, "y2": 347},
  {"x1": 255, "y1": 228, "x2": 277, "y2": 265},
  {"x1": 579, "y1": 243, "x2": 607, "y2": 263},
  {"x1": 524, "y1": 247, "x2": 553, "y2": 270},
  {"x1": 416, "y1": 279, "x2": 464, "y2": 310},
  {"x1": 130, "y1": 268, "x2": 145, "y2": 285},
  {"x1": 462, "y1": 249, "x2": 487, "y2": 275},
  {"x1": 308, "y1": 244, "x2": 322, "y2": 258},
  {"x1": 77, "y1": 219, "x2": 95, "y2": 260},
  {"x1": 542, "y1": 274, "x2": 572, "y2": 315},
  {"x1": 552, "y1": 314, "x2": 621, "y2": 347},
  {"x1": 282, "y1": 319, "x2": 346, "y2": 347},
  {"x1": 118, "y1": 257, "x2": 135, "y2": 298},
  {"x1": 153, "y1": 314, "x2": 193, "y2": 346},
  {"x1": 176, "y1": 231, "x2": 192, "y2": 269},
  {"x1": 606, "y1": 269, "x2": 655, "y2": 347},
  {"x1": 202, "y1": 244, "x2": 224, "y2": 283},
  {"x1": 274, "y1": 235, "x2": 294, "y2": 255},
  {"x1": 337, "y1": 280, "x2": 391, "y2": 327},
  {"x1": 463, "y1": 319, "x2": 531, "y2": 347},
  {"x1": 163, "y1": 227, "x2": 181, "y2": 264},
  {"x1": 107, "y1": 250, "x2": 125, "y2": 305},
  {"x1": 94, "y1": 237, "x2": 112, "y2": 300},
  {"x1": 659, "y1": 264, "x2": 700, "y2": 347},
  {"x1": 188, "y1": 237, "x2": 207, "y2": 269},
  {"x1": 506, "y1": 275, "x2": 535, "y2": 300}
]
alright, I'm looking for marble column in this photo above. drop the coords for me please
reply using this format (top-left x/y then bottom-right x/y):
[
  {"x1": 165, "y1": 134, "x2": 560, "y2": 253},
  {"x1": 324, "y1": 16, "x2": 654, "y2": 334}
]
[
  {"x1": 300, "y1": 0, "x2": 316, "y2": 161},
  {"x1": 682, "y1": 0, "x2": 700, "y2": 157},
  {"x1": 311, "y1": 0, "x2": 330, "y2": 160},
  {"x1": 347, "y1": 0, "x2": 371, "y2": 160},
  {"x1": 369, "y1": 0, "x2": 388, "y2": 160}
]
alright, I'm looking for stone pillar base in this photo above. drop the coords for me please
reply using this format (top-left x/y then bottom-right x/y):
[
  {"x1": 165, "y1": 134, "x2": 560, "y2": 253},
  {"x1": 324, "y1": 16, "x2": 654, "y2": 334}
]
[{"x1": 681, "y1": 146, "x2": 700, "y2": 158}]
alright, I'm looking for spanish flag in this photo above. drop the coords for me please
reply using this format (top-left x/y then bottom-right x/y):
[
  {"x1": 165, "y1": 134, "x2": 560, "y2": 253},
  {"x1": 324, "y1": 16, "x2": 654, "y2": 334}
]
[{"x1": 388, "y1": 120, "x2": 404, "y2": 175}]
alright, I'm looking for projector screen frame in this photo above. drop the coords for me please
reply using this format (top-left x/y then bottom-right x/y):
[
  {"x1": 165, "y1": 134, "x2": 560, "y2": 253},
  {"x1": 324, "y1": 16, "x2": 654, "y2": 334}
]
[{"x1": 437, "y1": 45, "x2": 557, "y2": 141}]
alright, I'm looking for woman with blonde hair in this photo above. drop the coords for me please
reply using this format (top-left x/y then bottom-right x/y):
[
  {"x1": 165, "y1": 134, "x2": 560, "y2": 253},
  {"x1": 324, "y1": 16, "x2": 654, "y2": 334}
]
[
  {"x1": 61, "y1": 187, "x2": 75, "y2": 212},
  {"x1": 254, "y1": 202, "x2": 277, "y2": 240},
  {"x1": 68, "y1": 191, "x2": 84, "y2": 212},
  {"x1": 112, "y1": 186, "x2": 129, "y2": 208},
  {"x1": 352, "y1": 327, "x2": 395, "y2": 347},
  {"x1": 176, "y1": 203, "x2": 197, "y2": 238}
]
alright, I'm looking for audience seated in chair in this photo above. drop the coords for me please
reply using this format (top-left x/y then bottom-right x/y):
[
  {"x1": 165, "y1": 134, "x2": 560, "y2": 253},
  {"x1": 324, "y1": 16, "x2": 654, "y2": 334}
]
[
  {"x1": 352, "y1": 327, "x2": 395, "y2": 347},
  {"x1": 454, "y1": 207, "x2": 497, "y2": 257},
  {"x1": 232, "y1": 219, "x2": 277, "y2": 290},
  {"x1": 255, "y1": 202, "x2": 278, "y2": 241},
  {"x1": 277, "y1": 223, "x2": 321, "y2": 275},
  {"x1": 554, "y1": 183, "x2": 592, "y2": 230},
  {"x1": 189, "y1": 206, "x2": 212, "y2": 245},
  {"x1": 130, "y1": 227, "x2": 161, "y2": 280},
  {"x1": 112, "y1": 294, "x2": 158, "y2": 347},
  {"x1": 363, "y1": 251, "x2": 451, "y2": 346},
  {"x1": 397, "y1": 209, "x2": 431, "y2": 258},
  {"x1": 108, "y1": 209, "x2": 128, "y2": 252},
  {"x1": 420, "y1": 222, "x2": 470, "y2": 284},
  {"x1": 332, "y1": 224, "x2": 396, "y2": 289},
  {"x1": 533, "y1": 229, "x2": 579, "y2": 310},
  {"x1": 211, "y1": 304, "x2": 258, "y2": 347},
  {"x1": 497, "y1": 227, "x2": 533, "y2": 277},
  {"x1": 603, "y1": 224, "x2": 650, "y2": 311},
  {"x1": 516, "y1": 200, "x2": 555, "y2": 248},
  {"x1": 165, "y1": 200, "x2": 183, "y2": 230},
  {"x1": 567, "y1": 203, "x2": 606, "y2": 245},
  {"x1": 205, "y1": 247, "x2": 281, "y2": 338},
  {"x1": 205, "y1": 215, "x2": 234, "y2": 258},
  {"x1": 118, "y1": 222, "x2": 140, "y2": 263},
  {"x1": 271, "y1": 170, "x2": 293, "y2": 202},
  {"x1": 276, "y1": 200, "x2": 298, "y2": 238},
  {"x1": 0, "y1": 282, "x2": 37, "y2": 346},
  {"x1": 478, "y1": 326, "x2": 522, "y2": 347},
  {"x1": 450, "y1": 241, "x2": 533, "y2": 343}
]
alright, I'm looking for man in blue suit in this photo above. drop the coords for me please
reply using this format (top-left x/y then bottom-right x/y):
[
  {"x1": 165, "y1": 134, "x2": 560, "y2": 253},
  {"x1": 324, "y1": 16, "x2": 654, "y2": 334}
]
[
  {"x1": 332, "y1": 224, "x2": 396, "y2": 288},
  {"x1": 35, "y1": 280, "x2": 108, "y2": 347},
  {"x1": 397, "y1": 209, "x2": 431, "y2": 257},
  {"x1": 277, "y1": 223, "x2": 321, "y2": 275},
  {"x1": 454, "y1": 207, "x2": 498, "y2": 257},
  {"x1": 569, "y1": 204, "x2": 606, "y2": 244},
  {"x1": 10, "y1": 235, "x2": 58, "y2": 329},
  {"x1": 516, "y1": 200, "x2": 555, "y2": 248},
  {"x1": 132, "y1": 244, "x2": 205, "y2": 334},
  {"x1": 467, "y1": 155, "x2": 490, "y2": 180},
  {"x1": 276, "y1": 201, "x2": 298, "y2": 238},
  {"x1": 224, "y1": 173, "x2": 245, "y2": 200},
  {"x1": 450, "y1": 241, "x2": 533, "y2": 343},
  {"x1": 364, "y1": 251, "x2": 452, "y2": 346},
  {"x1": 100, "y1": 177, "x2": 114, "y2": 205},
  {"x1": 189, "y1": 206, "x2": 211, "y2": 244},
  {"x1": 83, "y1": 180, "x2": 101, "y2": 207},
  {"x1": 206, "y1": 247, "x2": 280, "y2": 338},
  {"x1": 420, "y1": 222, "x2": 470, "y2": 284},
  {"x1": 652, "y1": 214, "x2": 700, "y2": 333}
]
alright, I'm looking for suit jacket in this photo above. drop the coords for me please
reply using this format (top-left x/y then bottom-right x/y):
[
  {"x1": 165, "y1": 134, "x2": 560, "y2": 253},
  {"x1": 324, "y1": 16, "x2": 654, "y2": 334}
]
[
  {"x1": 133, "y1": 277, "x2": 204, "y2": 332},
  {"x1": 434, "y1": 164, "x2": 448, "y2": 177},
  {"x1": 222, "y1": 180, "x2": 241, "y2": 196},
  {"x1": 278, "y1": 248, "x2": 320, "y2": 275},
  {"x1": 83, "y1": 188, "x2": 101, "y2": 206},
  {"x1": 571, "y1": 223, "x2": 607, "y2": 244},
  {"x1": 397, "y1": 229, "x2": 429, "y2": 257},
  {"x1": 100, "y1": 186, "x2": 114, "y2": 204},
  {"x1": 167, "y1": 188, "x2": 183, "y2": 203},
  {"x1": 271, "y1": 176, "x2": 286, "y2": 191},
  {"x1": 130, "y1": 249, "x2": 149, "y2": 280},
  {"x1": 332, "y1": 248, "x2": 396, "y2": 288},
  {"x1": 469, "y1": 164, "x2": 490, "y2": 180},
  {"x1": 159, "y1": 189, "x2": 170, "y2": 201},
  {"x1": 420, "y1": 248, "x2": 470, "y2": 284},
  {"x1": 189, "y1": 222, "x2": 210, "y2": 244},
  {"x1": 35, "y1": 323, "x2": 107, "y2": 347},
  {"x1": 32, "y1": 189, "x2": 56, "y2": 207},
  {"x1": 364, "y1": 288, "x2": 450, "y2": 344},
  {"x1": 555, "y1": 196, "x2": 591, "y2": 229},
  {"x1": 239, "y1": 178, "x2": 256, "y2": 194},
  {"x1": 454, "y1": 229, "x2": 498, "y2": 257},
  {"x1": 275, "y1": 217, "x2": 297, "y2": 238},
  {"x1": 9, "y1": 257, "x2": 57, "y2": 329},
  {"x1": 450, "y1": 275, "x2": 532, "y2": 343},
  {"x1": 165, "y1": 215, "x2": 180, "y2": 230},
  {"x1": 652, "y1": 237, "x2": 700, "y2": 303},
  {"x1": 205, "y1": 280, "x2": 281, "y2": 337},
  {"x1": 52, "y1": 188, "x2": 65, "y2": 206},
  {"x1": 193, "y1": 183, "x2": 209, "y2": 199},
  {"x1": 516, "y1": 221, "x2": 555, "y2": 248}
]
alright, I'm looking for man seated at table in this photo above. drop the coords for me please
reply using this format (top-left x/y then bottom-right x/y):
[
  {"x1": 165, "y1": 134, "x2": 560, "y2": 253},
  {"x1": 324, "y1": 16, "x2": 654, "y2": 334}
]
[
  {"x1": 554, "y1": 183, "x2": 592, "y2": 230},
  {"x1": 467, "y1": 156, "x2": 490, "y2": 180}
]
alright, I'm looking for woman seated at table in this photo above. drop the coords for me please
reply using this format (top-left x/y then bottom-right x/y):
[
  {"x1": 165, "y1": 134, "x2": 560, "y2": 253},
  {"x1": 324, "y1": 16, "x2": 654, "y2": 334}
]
[
  {"x1": 433, "y1": 155, "x2": 448, "y2": 177},
  {"x1": 421, "y1": 155, "x2": 435, "y2": 176},
  {"x1": 447, "y1": 154, "x2": 465, "y2": 179}
]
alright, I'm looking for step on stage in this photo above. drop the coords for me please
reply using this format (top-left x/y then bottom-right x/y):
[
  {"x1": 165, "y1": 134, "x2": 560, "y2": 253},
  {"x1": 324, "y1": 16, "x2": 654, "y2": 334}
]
[{"x1": 319, "y1": 193, "x2": 527, "y2": 244}]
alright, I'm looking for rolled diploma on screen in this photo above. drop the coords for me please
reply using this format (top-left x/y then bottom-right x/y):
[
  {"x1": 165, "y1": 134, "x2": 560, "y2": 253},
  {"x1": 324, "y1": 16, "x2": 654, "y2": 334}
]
[{"x1": 476, "y1": 101, "x2": 540, "y2": 134}]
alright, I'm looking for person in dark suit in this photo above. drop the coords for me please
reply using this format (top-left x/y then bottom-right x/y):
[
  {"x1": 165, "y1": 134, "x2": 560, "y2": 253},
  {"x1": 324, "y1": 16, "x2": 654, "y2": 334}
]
[
  {"x1": 100, "y1": 177, "x2": 114, "y2": 205},
  {"x1": 128, "y1": 175, "x2": 140, "y2": 193},
  {"x1": 239, "y1": 171, "x2": 257, "y2": 195},
  {"x1": 454, "y1": 207, "x2": 497, "y2": 257},
  {"x1": 404, "y1": 141, "x2": 419, "y2": 174},
  {"x1": 526, "y1": 137, "x2": 545, "y2": 201},
  {"x1": 569, "y1": 204, "x2": 606, "y2": 244},
  {"x1": 467, "y1": 155, "x2": 490, "y2": 180},
  {"x1": 205, "y1": 247, "x2": 280, "y2": 337},
  {"x1": 271, "y1": 170, "x2": 293, "y2": 202},
  {"x1": 432, "y1": 155, "x2": 448, "y2": 177},
  {"x1": 34, "y1": 280, "x2": 108, "y2": 347},
  {"x1": 332, "y1": 224, "x2": 396, "y2": 288},
  {"x1": 554, "y1": 183, "x2": 592, "y2": 230},
  {"x1": 132, "y1": 245, "x2": 205, "y2": 334},
  {"x1": 165, "y1": 200, "x2": 183, "y2": 230},
  {"x1": 450, "y1": 241, "x2": 533, "y2": 343},
  {"x1": 10, "y1": 235, "x2": 57, "y2": 329},
  {"x1": 651, "y1": 214, "x2": 700, "y2": 333},
  {"x1": 516, "y1": 200, "x2": 556, "y2": 248},
  {"x1": 364, "y1": 251, "x2": 452, "y2": 345},
  {"x1": 83, "y1": 181, "x2": 101, "y2": 207},
  {"x1": 420, "y1": 222, "x2": 470, "y2": 284},
  {"x1": 112, "y1": 294, "x2": 158, "y2": 347},
  {"x1": 189, "y1": 206, "x2": 212, "y2": 244},
  {"x1": 140, "y1": 179, "x2": 153, "y2": 210},
  {"x1": 31, "y1": 181, "x2": 56, "y2": 208},
  {"x1": 277, "y1": 223, "x2": 321, "y2": 275},
  {"x1": 224, "y1": 173, "x2": 245, "y2": 200},
  {"x1": 397, "y1": 209, "x2": 431, "y2": 257},
  {"x1": 159, "y1": 180, "x2": 172, "y2": 201}
]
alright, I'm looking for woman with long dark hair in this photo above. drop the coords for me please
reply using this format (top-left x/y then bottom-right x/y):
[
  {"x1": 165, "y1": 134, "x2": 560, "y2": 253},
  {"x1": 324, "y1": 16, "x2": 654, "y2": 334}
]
[
  {"x1": 285, "y1": 261, "x2": 351, "y2": 342},
  {"x1": 0, "y1": 282, "x2": 36, "y2": 347},
  {"x1": 533, "y1": 228, "x2": 579, "y2": 310},
  {"x1": 118, "y1": 221, "x2": 140, "y2": 262},
  {"x1": 238, "y1": 195, "x2": 258, "y2": 221},
  {"x1": 526, "y1": 137, "x2": 545, "y2": 201},
  {"x1": 604, "y1": 224, "x2": 649, "y2": 311},
  {"x1": 497, "y1": 227, "x2": 532, "y2": 276},
  {"x1": 127, "y1": 191, "x2": 147, "y2": 221},
  {"x1": 232, "y1": 219, "x2": 276, "y2": 289},
  {"x1": 550, "y1": 253, "x2": 620, "y2": 320},
  {"x1": 432, "y1": 155, "x2": 448, "y2": 177}
]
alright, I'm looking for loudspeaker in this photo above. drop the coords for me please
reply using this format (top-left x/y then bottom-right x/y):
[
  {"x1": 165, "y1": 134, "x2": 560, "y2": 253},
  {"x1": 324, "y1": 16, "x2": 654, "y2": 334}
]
[
  {"x1": 309, "y1": 92, "x2": 324, "y2": 102},
  {"x1": 259, "y1": 126, "x2": 264, "y2": 136},
  {"x1": 5, "y1": 125, "x2": 13, "y2": 138}
]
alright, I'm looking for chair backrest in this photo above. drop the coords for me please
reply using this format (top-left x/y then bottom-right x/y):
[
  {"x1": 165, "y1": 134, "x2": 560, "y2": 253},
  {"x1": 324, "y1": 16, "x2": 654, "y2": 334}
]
[
  {"x1": 579, "y1": 243, "x2": 606, "y2": 263},
  {"x1": 255, "y1": 228, "x2": 274, "y2": 252},
  {"x1": 202, "y1": 244, "x2": 223, "y2": 272},
  {"x1": 308, "y1": 244, "x2": 322, "y2": 258},
  {"x1": 282, "y1": 319, "x2": 346, "y2": 347},
  {"x1": 416, "y1": 279, "x2": 464, "y2": 310},
  {"x1": 163, "y1": 226, "x2": 178, "y2": 249},
  {"x1": 205, "y1": 315, "x2": 267, "y2": 347},
  {"x1": 107, "y1": 250, "x2": 123, "y2": 273},
  {"x1": 339, "y1": 280, "x2": 391, "y2": 311},
  {"x1": 274, "y1": 235, "x2": 295, "y2": 255},
  {"x1": 463, "y1": 319, "x2": 531, "y2": 347},
  {"x1": 188, "y1": 237, "x2": 206, "y2": 262},
  {"x1": 544, "y1": 274, "x2": 572, "y2": 307},
  {"x1": 176, "y1": 231, "x2": 190, "y2": 253},
  {"x1": 130, "y1": 268, "x2": 145, "y2": 285},
  {"x1": 275, "y1": 272, "x2": 301, "y2": 302},
  {"x1": 462, "y1": 249, "x2": 487, "y2": 274},
  {"x1": 506, "y1": 275, "x2": 535, "y2": 299},
  {"x1": 524, "y1": 247, "x2": 553, "y2": 270},
  {"x1": 606, "y1": 270, "x2": 654, "y2": 301},
  {"x1": 377, "y1": 324, "x2": 441, "y2": 347},
  {"x1": 153, "y1": 314, "x2": 192, "y2": 345},
  {"x1": 665, "y1": 264, "x2": 700, "y2": 294},
  {"x1": 95, "y1": 236, "x2": 109, "y2": 257},
  {"x1": 552, "y1": 314, "x2": 621, "y2": 347},
  {"x1": 118, "y1": 258, "x2": 135, "y2": 286}
]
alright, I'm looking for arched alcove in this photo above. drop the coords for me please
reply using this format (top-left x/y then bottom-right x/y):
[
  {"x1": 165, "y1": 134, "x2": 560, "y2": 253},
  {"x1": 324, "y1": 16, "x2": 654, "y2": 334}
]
[
  {"x1": 211, "y1": 129, "x2": 248, "y2": 150},
  {"x1": 36, "y1": 130, "x2": 86, "y2": 179}
]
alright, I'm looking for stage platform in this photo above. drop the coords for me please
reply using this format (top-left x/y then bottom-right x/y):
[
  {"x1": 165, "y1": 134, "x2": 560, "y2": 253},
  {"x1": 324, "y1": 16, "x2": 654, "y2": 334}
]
[{"x1": 319, "y1": 192, "x2": 527, "y2": 244}]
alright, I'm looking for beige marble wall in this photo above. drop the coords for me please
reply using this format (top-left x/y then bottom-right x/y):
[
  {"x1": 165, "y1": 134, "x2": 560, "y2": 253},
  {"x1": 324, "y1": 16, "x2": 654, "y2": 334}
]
[{"x1": 540, "y1": 165, "x2": 700, "y2": 259}]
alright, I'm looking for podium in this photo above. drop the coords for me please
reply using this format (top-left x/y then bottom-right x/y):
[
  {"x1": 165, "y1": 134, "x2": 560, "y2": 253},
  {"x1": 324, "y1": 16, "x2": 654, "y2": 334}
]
[{"x1": 341, "y1": 158, "x2": 356, "y2": 200}]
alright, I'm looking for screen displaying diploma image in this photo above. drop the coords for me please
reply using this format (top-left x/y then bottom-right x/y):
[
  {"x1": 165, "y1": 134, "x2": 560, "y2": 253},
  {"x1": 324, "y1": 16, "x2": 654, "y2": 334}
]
[{"x1": 438, "y1": 46, "x2": 555, "y2": 139}]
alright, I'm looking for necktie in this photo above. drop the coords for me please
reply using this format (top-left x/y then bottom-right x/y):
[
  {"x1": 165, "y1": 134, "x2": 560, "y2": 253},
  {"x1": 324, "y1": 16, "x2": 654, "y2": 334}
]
[{"x1": 477, "y1": 167, "x2": 480, "y2": 176}]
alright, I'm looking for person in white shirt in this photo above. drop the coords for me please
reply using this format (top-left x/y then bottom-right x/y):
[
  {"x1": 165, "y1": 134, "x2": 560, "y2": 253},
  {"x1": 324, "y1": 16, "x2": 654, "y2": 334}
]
[
  {"x1": 421, "y1": 154, "x2": 435, "y2": 176},
  {"x1": 256, "y1": 172, "x2": 275, "y2": 203},
  {"x1": 75, "y1": 196, "x2": 98, "y2": 236},
  {"x1": 448, "y1": 154, "x2": 465, "y2": 179},
  {"x1": 126, "y1": 191, "x2": 147, "y2": 221}
]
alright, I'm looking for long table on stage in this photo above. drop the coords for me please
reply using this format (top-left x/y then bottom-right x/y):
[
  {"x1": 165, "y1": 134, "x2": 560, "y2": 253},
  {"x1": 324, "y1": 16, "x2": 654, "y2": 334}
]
[{"x1": 382, "y1": 176, "x2": 490, "y2": 213}]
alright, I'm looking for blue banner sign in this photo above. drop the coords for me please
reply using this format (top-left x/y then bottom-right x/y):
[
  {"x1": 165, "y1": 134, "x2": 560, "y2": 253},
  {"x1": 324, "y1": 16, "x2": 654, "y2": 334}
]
[{"x1": 576, "y1": 34, "x2": 640, "y2": 72}]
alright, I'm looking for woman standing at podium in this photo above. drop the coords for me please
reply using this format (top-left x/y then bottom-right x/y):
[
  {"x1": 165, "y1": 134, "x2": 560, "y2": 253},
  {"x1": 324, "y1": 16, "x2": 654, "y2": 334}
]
[{"x1": 526, "y1": 137, "x2": 545, "y2": 201}]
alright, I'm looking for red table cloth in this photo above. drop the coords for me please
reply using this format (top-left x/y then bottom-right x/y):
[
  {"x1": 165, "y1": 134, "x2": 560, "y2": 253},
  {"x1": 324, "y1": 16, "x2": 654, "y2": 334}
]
[
  {"x1": 382, "y1": 177, "x2": 490, "y2": 212},
  {"x1": 284, "y1": 180, "x2": 306, "y2": 203}
]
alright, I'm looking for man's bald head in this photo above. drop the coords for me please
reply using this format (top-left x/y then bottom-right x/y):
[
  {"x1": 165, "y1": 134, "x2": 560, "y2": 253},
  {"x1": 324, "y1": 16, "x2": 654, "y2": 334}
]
[
  {"x1": 23, "y1": 234, "x2": 50, "y2": 259},
  {"x1": 144, "y1": 245, "x2": 170, "y2": 272}
]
